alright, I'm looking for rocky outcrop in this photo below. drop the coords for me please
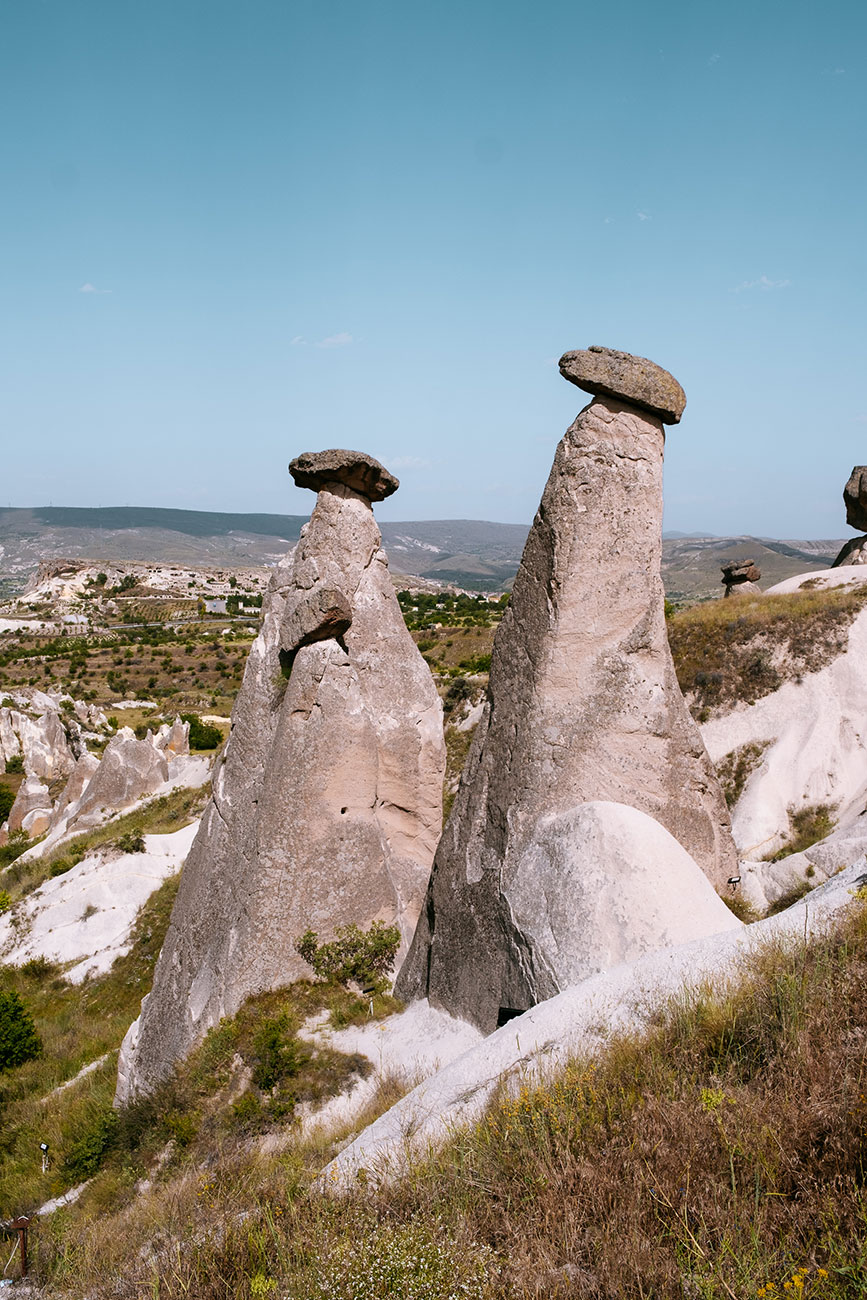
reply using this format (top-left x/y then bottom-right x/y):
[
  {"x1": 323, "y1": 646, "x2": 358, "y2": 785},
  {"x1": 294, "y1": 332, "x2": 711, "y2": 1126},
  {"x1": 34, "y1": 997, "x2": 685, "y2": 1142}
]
[
  {"x1": 64, "y1": 731, "x2": 169, "y2": 830},
  {"x1": 832, "y1": 467, "x2": 867, "y2": 566},
  {"x1": 397, "y1": 351, "x2": 737, "y2": 1033},
  {"x1": 6, "y1": 774, "x2": 54, "y2": 837},
  {"x1": 722, "y1": 559, "x2": 762, "y2": 597},
  {"x1": 49, "y1": 753, "x2": 102, "y2": 828},
  {"x1": 559, "y1": 345, "x2": 687, "y2": 425},
  {"x1": 0, "y1": 706, "x2": 75, "y2": 781},
  {"x1": 116, "y1": 451, "x2": 445, "y2": 1102},
  {"x1": 151, "y1": 718, "x2": 189, "y2": 757},
  {"x1": 702, "y1": 567, "x2": 867, "y2": 864}
]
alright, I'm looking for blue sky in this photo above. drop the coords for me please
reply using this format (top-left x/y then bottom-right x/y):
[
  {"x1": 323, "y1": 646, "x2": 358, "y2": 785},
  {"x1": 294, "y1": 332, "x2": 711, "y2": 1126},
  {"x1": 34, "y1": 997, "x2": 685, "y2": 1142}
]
[{"x1": 1, "y1": 0, "x2": 864, "y2": 537}]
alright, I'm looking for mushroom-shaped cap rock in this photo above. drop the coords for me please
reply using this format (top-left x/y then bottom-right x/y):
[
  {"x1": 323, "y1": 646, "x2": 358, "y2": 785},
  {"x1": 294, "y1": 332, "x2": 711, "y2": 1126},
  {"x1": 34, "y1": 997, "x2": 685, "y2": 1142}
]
[
  {"x1": 844, "y1": 466, "x2": 867, "y2": 532},
  {"x1": 721, "y1": 559, "x2": 761, "y2": 585},
  {"x1": 559, "y1": 345, "x2": 686, "y2": 425},
  {"x1": 288, "y1": 449, "x2": 399, "y2": 502}
]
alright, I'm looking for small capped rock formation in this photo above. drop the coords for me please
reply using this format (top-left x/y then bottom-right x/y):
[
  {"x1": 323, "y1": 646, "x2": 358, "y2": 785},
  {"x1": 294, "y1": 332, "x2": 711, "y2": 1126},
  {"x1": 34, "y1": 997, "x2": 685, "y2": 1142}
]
[
  {"x1": 832, "y1": 466, "x2": 867, "y2": 566},
  {"x1": 559, "y1": 344, "x2": 687, "y2": 424},
  {"x1": 721, "y1": 559, "x2": 762, "y2": 597},
  {"x1": 117, "y1": 450, "x2": 445, "y2": 1102},
  {"x1": 397, "y1": 348, "x2": 737, "y2": 1033}
]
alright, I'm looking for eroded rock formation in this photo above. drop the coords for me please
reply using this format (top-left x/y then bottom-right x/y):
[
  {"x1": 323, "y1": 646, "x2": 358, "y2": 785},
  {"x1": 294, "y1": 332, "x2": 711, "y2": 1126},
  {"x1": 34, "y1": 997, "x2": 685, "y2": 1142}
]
[
  {"x1": 396, "y1": 348, "x2": 738, "y2": 1033},
  {"x1": 722, "y1": 558, "x2": 762, "y2": 597},
  {"x1": 832, "y1": 466, "x2": 867, "y2": 566},
  {"x1": 117, "y1": 450, "x2": 445, "y2": 1101}
]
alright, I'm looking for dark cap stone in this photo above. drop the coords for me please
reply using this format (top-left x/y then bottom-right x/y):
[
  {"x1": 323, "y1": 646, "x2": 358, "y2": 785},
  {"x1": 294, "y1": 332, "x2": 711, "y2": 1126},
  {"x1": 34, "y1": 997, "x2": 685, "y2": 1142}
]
[
  {"x1": 289, "y1": 449, "x2": 399, "y2": 502},
  {"x1": 844, "y1": 466, "x2": 867, "y2": 532},
  {"x1": 558, "y1": 345, "x2": 686, "y2": 425}
]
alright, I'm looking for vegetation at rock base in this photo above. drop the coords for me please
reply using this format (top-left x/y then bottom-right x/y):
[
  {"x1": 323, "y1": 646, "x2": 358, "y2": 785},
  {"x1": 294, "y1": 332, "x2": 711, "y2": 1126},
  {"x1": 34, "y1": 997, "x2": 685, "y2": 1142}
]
[
  {"x1": 295, "y1": 921, "x2": 401, "y2": 994},
  {"x1": 0, "y1": 868, "x2": 384, "y2": 1221},
  {"x1": 8, "y1": 894, "x2": 864, "y2": 1296},
  {"x1": 667, "y1": 585, "x2": 867, "y2": 717},
  {"x1": 766, "y1": 803, "x2": 839, "y2": 863}
]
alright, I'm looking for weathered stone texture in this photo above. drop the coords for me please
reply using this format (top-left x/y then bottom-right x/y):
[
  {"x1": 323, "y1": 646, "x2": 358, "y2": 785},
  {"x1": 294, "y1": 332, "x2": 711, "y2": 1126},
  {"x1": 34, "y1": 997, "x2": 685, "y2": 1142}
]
[
  {"x1": 397, "y1": 394, "x2": 737, "y2": 1033},
  {"x1": 289, "y1": 448, "x2": 399, "y2": 502},
  {"x1": 117, "y1": 459, "x2": 444, "y2": 1102},
  {"x1": 844, "y1": 466, "x2": 867, "y2": 531},
  {"x1": 722, "y1": 559, "x2": 762, "y2": 597},
  {"x1": 832, "y1": 537, "x2": 867, "y2": 568},
  {"x1": 559, "y1": 345, "x2": 686, "y2": 424}
]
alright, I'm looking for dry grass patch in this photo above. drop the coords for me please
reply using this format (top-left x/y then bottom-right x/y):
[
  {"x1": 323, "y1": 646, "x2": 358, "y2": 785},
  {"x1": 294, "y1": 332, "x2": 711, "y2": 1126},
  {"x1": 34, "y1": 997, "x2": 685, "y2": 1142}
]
[
  {"x1": 668, "y1": 586, "x2": 867, "y2": 718},
  {"x1": 24, "y1": 898, "x2": 867, "y2": 1299},
  {"x1": 716, "y1": 740, "x2": 771, "y2": 809},
  {"x1": 765, "y1": 803, "x2": 839, "y2": 864}
]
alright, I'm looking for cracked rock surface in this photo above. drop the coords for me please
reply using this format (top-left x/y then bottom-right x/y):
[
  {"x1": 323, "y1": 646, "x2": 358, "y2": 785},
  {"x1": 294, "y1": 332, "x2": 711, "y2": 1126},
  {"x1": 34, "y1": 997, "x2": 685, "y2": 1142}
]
[
  {"x1": 396, "y1": 393, "x2": 737, "y2": 1033},
  {"x1": 117, "y1": 456, "x2": 444, "y2": 1101}
]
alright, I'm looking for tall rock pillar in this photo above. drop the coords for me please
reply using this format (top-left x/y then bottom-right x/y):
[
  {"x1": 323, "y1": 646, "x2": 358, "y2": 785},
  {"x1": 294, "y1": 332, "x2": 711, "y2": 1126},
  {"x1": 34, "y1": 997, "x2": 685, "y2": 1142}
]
[
  {"x1": 396, "y1": 347, "x2": 739, "y2": 1032},
  {"x1": 117, "y1": 450, "x2": 445, "y2": 1102}
]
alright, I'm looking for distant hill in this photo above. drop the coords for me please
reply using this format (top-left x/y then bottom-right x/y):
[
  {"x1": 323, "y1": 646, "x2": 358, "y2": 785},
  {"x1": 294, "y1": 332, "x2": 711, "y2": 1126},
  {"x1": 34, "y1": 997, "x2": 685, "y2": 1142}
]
[{"x1": 0, "y1": 506, "x2": 848, "y2": 600}]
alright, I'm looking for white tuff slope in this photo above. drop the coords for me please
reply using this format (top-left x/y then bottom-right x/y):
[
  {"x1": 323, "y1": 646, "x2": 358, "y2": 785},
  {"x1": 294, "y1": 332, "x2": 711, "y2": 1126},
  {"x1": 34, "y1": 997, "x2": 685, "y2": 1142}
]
[
  {"x1": 321, "y1": 859, "x2": 867, "y2": 1189},
  {"x1": 0, "y1": 822, "x2": 197, "y2": 982},
  {"x1": 701, "y1": 568, "x2": 867, "y2": 863}
]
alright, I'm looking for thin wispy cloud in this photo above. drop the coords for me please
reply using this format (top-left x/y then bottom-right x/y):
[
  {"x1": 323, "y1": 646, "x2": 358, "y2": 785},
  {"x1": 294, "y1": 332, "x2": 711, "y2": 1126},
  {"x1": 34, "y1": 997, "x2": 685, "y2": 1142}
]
[
  {"x1": 290, "y1": 335, "x2": 306, "y2": 345},
  {"x1": 637, "y1": 211, "x2": 651, "y2": 221},
  {"x1": 734, "y1": 275, "x2": 791, "y2": 293},
  {"x1": 316, "y1": 332, "x2": 353, "y2": 348},
  {"x1": 79, "y1": 282, "x2": 112, "y2": 294},
  {"x1": 708, "y1": 52, "x2": 720, "y2": 65}
]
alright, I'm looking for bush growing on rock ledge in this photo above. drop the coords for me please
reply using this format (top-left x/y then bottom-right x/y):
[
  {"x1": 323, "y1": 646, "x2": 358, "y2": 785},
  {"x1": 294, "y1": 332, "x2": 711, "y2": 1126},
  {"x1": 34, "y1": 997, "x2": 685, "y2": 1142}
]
[{"x1": 295, "y1": 921, "x2": 401, "y2": 993}]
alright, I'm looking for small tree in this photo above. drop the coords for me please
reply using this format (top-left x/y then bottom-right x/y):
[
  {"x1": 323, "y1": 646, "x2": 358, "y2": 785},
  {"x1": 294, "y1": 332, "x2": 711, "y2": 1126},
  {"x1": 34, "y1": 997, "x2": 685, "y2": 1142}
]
[
  {"x1": 0, "y1": 785, "x2": 14, "y2": 823},
  {"x1": 295, "y1": 921, "x2": 401, "y2": 993},
  {"x1": 0, "y1": 989, "x2": 42, "y2": 1071},
  {"x1": 181, "y1": 714, "x2": 223, "y2": 750}
]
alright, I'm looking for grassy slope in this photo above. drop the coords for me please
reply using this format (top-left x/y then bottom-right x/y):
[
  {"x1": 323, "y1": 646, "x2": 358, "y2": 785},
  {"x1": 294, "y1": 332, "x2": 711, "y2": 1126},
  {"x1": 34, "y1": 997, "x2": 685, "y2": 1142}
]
[
  {"x1": 667, "y1": 585, "x2": 867, "y2": 719},
  {"x1": 19, "y1": 895, "x2": 867, "y2": 1298},
  {"x1": 3, "y1": 582, "x2": 867, "y2": 1293}
]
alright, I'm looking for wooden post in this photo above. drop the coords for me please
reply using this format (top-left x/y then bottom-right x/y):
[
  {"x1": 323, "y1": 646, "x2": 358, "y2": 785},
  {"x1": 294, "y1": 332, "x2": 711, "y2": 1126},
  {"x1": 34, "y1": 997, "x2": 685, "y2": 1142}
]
[{"x1": 10, "y1": 1216, "x2": 31, "y2": 1278}]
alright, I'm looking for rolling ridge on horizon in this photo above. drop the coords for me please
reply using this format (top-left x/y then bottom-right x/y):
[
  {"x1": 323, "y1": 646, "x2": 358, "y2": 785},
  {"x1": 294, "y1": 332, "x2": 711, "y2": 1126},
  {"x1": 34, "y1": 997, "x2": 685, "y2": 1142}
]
[{"x1": 0, "y1": 505, "x2": 847, "y2": 600}]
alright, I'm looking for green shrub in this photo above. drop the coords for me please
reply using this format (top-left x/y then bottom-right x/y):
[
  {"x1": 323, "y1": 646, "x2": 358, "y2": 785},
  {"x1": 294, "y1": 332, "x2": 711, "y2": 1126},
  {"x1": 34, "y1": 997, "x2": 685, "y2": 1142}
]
[
  {"x1": 251, "y1": 1016, "x2": 306, "y2": 1090},
  {"x1": 0, "y1": 989, "x2": 42, "y2": 1070},
  {"x1": 458, "y1": 653, "x2": 492, "y2": 674},
  {"x1": 0, "y1": 830, "x2": 30, "y2": 869},
  {"x1": 116, "y1": 832, "x2": 146, "y2": 853},
  {"x1": 21, "y1": 956, "x2": 58, "y2": 981},
  {"x1": 231, "y1": 1089, "x2": 264, "y2": 1128},
  {"x1": 181, "y1": 713, "x2": 223, "y2": 750},
  {"x1": 0, "y1": 890, "x2": 10, "y2": 914},
  {"x1": 295, "y1": 921, "x2": 401, "y2": 992},
  {"x1": 4, "y1": 755, "x2": 24, "y2": 775},
  {"x1": 63, "y1": 1106, "x2": 117, "y2": 1177},
  {"x1": 164, "y1": 1109, "x2": 199, "y2": 1147},
  {"x1": 767, "y1": 803, "x2": 837, "y2": 862},
  {"x1": 0, "y1": 784, "x2": 14, "y2": 823}
]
